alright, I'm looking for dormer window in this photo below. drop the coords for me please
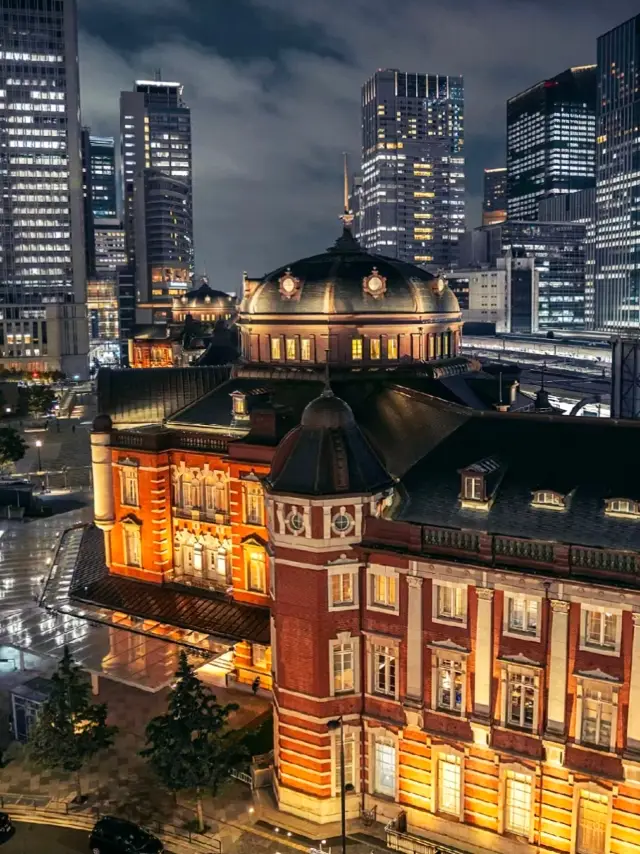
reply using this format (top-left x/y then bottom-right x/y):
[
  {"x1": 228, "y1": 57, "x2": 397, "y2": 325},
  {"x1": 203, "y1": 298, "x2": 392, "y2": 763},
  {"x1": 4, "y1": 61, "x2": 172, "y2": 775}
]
[
  {"x1": 459, "y1": 456, "x2": 502, "y2": 511},
  {"x1": 605, "y1": 498, "x2": 640, "y2": 519},
  {"x1": 230, "y1": 391, "x2": 250, "y2": 425},
  {"x1": 464, "y1": 476, "x2": 483, "y2": 501},
  {"x1": 532, "y1": 490, "x2": 565, "y2": 511}
]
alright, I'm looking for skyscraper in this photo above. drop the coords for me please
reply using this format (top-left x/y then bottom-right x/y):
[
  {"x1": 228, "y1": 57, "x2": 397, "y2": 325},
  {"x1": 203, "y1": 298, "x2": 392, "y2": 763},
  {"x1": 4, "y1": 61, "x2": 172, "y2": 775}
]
[
  {"x1": 120, "y1": 79, "x2": 193, "y2": 309},
  {"x1": 507, "y1": 66, "x2": 597, "y2": 220},
  {"x1": 358, "y1": 69, "x2": 465, "y2": 269},
  {"x1": 594, "y1": 14, "x2": 640, "y2": 330},
  {"x1": 0, "y1": 0, "x2": 88, "y2": 376},
  {"x1": 82, "y1": 132, "x2": 117, "y2": 221},
  {"x1": 482, "y1": 167, "x2": 507, "y2": 226}
]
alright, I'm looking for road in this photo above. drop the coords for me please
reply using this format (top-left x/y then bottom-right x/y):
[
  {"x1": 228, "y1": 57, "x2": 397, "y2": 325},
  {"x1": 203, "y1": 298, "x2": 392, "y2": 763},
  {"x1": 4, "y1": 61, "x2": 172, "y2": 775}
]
[{"x1": 0, "y1": 822, "x2": 88, "y2": 852}]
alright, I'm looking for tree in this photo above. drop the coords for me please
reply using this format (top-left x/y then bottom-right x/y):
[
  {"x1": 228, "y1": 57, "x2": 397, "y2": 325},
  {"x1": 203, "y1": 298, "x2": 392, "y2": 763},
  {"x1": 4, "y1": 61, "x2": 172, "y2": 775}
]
[
  {"x1": 140, "y1": 651, "x2": 246, "y2": 832},
  {"x1": 29, "y1": 647, "x2": 117, "y2": 801},
  {"x1": 26, "y1": 385, "x2": 55, "y2": 416},
  {"x1": 0, "y1": 427, "x2": 27, "y2": 469}
]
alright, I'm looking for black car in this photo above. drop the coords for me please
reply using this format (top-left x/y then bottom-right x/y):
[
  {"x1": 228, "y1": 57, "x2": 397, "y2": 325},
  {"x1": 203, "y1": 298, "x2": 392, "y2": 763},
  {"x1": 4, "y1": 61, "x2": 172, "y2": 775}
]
[
  {"x1": 0, "y1": 813, "x2": 14, "y2": 843},
  {"x1": 89, "y1": 816, "x2": 163, "y2": 854}
]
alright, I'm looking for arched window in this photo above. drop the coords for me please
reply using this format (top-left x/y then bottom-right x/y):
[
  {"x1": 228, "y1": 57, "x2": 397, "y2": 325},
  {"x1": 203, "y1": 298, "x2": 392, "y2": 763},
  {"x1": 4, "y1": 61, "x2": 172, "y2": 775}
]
[{"x1": 193, "y1": 542, "x2": 203, "y2": 574}]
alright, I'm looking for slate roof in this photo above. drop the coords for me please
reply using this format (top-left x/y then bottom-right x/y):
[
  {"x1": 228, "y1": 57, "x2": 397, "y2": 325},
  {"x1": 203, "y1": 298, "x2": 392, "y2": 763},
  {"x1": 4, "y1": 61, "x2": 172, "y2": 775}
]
[
  {"x1": 71, "y1": 526, "x2": 270, "y2": 644},
  {"x1": 243, "y1": 228, "x2": 460, "y2": 316},
  {"x1": 397, "y1": 413, "x2": 640, "y2": 551}
]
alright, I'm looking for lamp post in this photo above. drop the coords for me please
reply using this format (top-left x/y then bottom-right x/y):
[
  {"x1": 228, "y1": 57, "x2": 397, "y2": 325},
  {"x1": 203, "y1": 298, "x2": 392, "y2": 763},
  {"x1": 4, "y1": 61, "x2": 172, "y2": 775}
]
[
  {"x1": 327, "y1": 717, "x2": 354, "y2": 854},
  {"x1": 35, "y1": 439, "x2": 42, "y2": 473}
]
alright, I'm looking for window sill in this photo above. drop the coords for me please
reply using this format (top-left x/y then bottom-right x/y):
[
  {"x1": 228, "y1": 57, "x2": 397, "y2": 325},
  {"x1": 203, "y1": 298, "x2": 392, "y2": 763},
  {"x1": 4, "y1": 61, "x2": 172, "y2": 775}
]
[
  {"x1": 571, "y1": 741, "x2": 617, "y2": 757},
  {"x1": 503, "y1": 628, "x2": 541, "y2": 643},
  {"x1": 578, "y1": 642, "x2": 620, "y2": 658},
  {"x1": 328, "y1": 602, "x2": 358, "y2": 612},
  {"x1": 494, "y1": 724, "x2": 540, "y2": 740},
  {"x1": 428, "y1": 707, "x2": 467, "y2": 721},
  {"x1": 365, "y1": 691, "x2": 401, "y2": 704},
  {"x1": 367, "y1": 602, "x2": 400, "y2": 616},
  {"x1": 432, "y1": 615, "x2": 467, "y2": 629}
]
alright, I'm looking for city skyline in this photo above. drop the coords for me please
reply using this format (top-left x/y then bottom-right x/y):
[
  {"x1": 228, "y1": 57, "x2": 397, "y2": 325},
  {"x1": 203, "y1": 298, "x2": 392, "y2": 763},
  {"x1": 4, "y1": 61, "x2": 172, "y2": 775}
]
[{"x1": 77, "y1": 0, "x2": 640, "y2": 291}]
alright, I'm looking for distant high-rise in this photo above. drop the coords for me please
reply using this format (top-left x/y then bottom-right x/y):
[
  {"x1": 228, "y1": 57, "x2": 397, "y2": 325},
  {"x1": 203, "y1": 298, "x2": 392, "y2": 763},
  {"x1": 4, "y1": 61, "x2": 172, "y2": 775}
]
[
  {"x1": 482, "y1": 168, "x2": 507, "y2": 226},
  {"x1": 507, "y1": 66, "x2": 597, "y2": 220},
  {"x1": 0, "y1": 0, "x2": 88, "y2": 376},
  {"x1": 120, "y1": 79, "x2": 193, "y2": 308},
  {"x1": 81, "y1": 130, "x2": 118, "y2": 278},
  {"x1": 358, "y1": 69, "x2": 465, "y2": 268},
  {"x1": 594, "y1": 14, "x2": 640, "y2": 331}
]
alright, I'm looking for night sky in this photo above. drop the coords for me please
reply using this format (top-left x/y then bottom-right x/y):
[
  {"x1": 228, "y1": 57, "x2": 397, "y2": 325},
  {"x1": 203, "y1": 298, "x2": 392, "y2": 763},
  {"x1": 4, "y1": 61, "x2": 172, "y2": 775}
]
[{"x1": 79, "y1": 0, "x2": 639, "y2": 292}]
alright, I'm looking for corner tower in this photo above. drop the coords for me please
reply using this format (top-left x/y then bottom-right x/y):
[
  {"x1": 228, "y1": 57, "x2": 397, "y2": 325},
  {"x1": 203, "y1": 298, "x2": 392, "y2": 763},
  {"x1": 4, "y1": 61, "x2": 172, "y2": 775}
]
[{"x1": 265, "y1": 386, "x2": 394, "y2": 822}]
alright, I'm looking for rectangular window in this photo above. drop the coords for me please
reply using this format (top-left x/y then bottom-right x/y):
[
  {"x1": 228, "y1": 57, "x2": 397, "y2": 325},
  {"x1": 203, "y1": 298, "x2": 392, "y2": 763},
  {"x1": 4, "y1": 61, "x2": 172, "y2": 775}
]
[
  {"x1": 584, "y1": 609, "x2": 618, "y2": 651},
  {"x1": 335, "y1": 732, "x2": 355, "y2": 793},
  {"x1": 271, "y1": 337, "x2": 281, "y2": 360},
  {"x1": 247, "y1": 550, "x2": 266, "y2": 592},
  {"x1": 463, "y1": 475, "x2": 482, "y2": 500},
  {"x1": 252, "y1": 644, "x2": 267, "y2": 668},
  {"x1": 121, "y1": 466, "x2": 139, "y2": 507},
  {"x1": 371, "y1": 572, "x2": 397, "y2": 609},
  {"x1": 333, "y1": 642, "x2": 355, "y2": 694},
  {"x1": 577, "y1": 791, "x2": 608, "y2": 854},
  {"x1": 301, "y1": 338, "x2": 312, "y2": 361},
  {"x1": 331, "y1": 572, "x2": 354, "y2": 607},
  {"x1": 437, "y1": 754, "x2": 461, "y2": 816},
  {"x1": 123, "y1": 527, "x2": 141, "y2": 567},
  {"x1": 373, "y1": 644, "x2": 396, "y2": 696},
  {"x1": 505, "y1": 772, "x2": 532, "y2": 837},
  {"x1": 507, "y1": 670, "x2": 537, "y2": 730},
  {"x1": 581, "y1": 683, "x2": 613, "y2": 748},
  {"x1": 436, "y1": 657, "x2": 464, "y2": 713},
  {"x1": 370, "y1": 338, "x2": 381, "y2": 360},
  {"x1": 244, "y1": 486, "x2": 264, "y2": 525},
  {"x1": 351, "y1": 338, "x2": 363, "y2": 360},
  {"x1": 286, "y1": 338, "x2": 296, "y2": 360},
  {"x1": 387, "y1": 337, "x2": 398, "y2": 359},
  {"x1": 506, "y1": 596, "x2": 539, "y2": 636},
  {"x1": 434, "y1": 584, "x2": 466, "y2": 623},
  {"x1": 373, "y1": 739, "x2": 396, "y2": 797}
]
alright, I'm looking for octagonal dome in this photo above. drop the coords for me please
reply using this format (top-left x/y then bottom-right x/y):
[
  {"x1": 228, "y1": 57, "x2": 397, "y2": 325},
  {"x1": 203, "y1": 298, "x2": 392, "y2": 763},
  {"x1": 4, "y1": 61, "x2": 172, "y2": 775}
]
[{"x1": 242, "y1": 229, "x2": 460, "y2": 316}]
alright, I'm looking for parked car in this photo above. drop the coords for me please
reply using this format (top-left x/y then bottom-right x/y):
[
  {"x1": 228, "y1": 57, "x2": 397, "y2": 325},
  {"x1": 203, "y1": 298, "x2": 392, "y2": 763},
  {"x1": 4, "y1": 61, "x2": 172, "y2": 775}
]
[
  {"x1": 0, "y1": 812, "x2": 14, "y2": 841},
  {"x1": 89, "y1": 816, "x2": 163, "y2": 854}
]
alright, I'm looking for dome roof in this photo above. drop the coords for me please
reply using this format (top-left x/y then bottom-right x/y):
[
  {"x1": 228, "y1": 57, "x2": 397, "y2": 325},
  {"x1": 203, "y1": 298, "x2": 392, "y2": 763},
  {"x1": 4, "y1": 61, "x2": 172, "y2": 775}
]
[
  {"x1": 242, "y1": 228, "x2": 460, "y2": 316},
  {"x1": 267, "y1": 387, "x2": 393, "y2": 497}
]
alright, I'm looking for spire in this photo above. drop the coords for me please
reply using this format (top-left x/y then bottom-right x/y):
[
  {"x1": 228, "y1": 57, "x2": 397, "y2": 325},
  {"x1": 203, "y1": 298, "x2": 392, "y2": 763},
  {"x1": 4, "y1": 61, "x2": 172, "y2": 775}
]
[{"x1": 339, "y1": 152, "x2": 355, "y2": 230}]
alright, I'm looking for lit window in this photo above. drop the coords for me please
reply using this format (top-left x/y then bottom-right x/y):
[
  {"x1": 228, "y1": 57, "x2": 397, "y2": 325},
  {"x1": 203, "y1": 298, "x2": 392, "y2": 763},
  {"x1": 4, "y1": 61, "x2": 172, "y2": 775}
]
[
  {"x1": 434, "y1": 583, "x2": 466, "y2": 623},
  {"x1": 505, "y1": 595, "x2": 539, "y2": 637},
  {"x1": 334, "y1": 731, "x2": 356, "y2": 794},
  {"x1": 247, "y1": 549, "x2": 266, "y2": 592},
  {"x1": 373, "y1": 737, "x2": 396, "y2": 797},
  {"x1": 506, "y1": 669, "x2": 537, "y2": 730},
  {"x1": 583, "y1": 608, "x2": 618, "y2": 652},
  {"x1": 301, "y1": 338, "x2": 312, "y2": 361},
  {"x1": 215, "y1": 548, "x2": 229, "y2": 580},
  {"x1": 351, "y1": 338, "x2": 363, "y2": 360},
  {"x1": 505, "y1": 771, "x2": 532, "y2": 837},
  {"x1": 387, "y1": 338, "x2": 398, "y2": 359},
  {"x1": 437, "y1": 754, "x2": 461, "y2": 816},
  {"x1": 532, "y1": 490, "x2": 564, "y2": 509},
  {"x1": 606, "y1": 498, "x2": 639, "y2": 517},
  {"x1": 252, "y1": 644, "x2": 267, "y2": 668},
  {"x1": 577, "y1": 790, "x2": 608, "y2": 854},
  {"x1": 204, "y1": 477, "x2": 228, "y2": 515},
  {"x1": 193, "y1": 542, "x2": 203, "y2": 572},
  {"x1": 271, "y1": 338, "x2": 281, "y2": 360},
  {"x1": 581, "y1": 682, "x2": 614, "y2": 749},
  {"x1": 332, "y1": 641, "x2": 355, "y2": 694},
  {"x1": 330, "y1": 573, "x2": 354, "y2": 607},
  {"x1": 286, "y1": 338, "x2": 296, "y2": 360},
  {"x1": 120, "y1": 465, "x2": 139, "y2": 507},
  {"x1": 435, "y1": 655, "x2": 464, "y2": 713},
  {"x1": 370, "y1": 338, "x2": 381, "y2": 360},
  {"x1": 370, "y1": 572, "x2": 397, "y2": 609},
  {"x1": 244, "y1": 484, "x2": 264, "y2": 525},
  {"x1": 373, "y1": 644, "x2": 396, "y2": 696},
  {"x1": 123, "y1": 525, "x2": 141, "y2": 567},
  {"x1": 463, "y1": 475, "x2": 483, "y2": 500}
]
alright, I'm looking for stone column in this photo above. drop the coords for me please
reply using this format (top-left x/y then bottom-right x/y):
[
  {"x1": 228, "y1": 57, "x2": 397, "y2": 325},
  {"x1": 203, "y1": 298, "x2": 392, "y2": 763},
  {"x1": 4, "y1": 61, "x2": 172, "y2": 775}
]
[
  {"x1": 474, "y1": 587, "x2": 494, "y2": 718},
  {"x1": 627, "y1": 613, "x2": 640, "y2": 753},
  {"x1": 546, "y1": 600, "x2": 570, "y2": 737},
  {"x1": 406, "y1": 576, "x2": 423, "y2": 701}
]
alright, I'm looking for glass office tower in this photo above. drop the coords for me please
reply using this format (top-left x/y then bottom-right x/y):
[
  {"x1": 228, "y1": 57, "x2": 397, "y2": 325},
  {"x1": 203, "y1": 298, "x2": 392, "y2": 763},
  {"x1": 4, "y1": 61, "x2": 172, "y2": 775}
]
[
  {"x1": 507, "y1": 66, "x2": 596, "y2": 220},
  {"x1": 594, "y1": 14, "x2": 640, "y2": 330},
  {"x1": 0, "y1": 0, "x2": 87, "y2": 376},
  {"x1": 482, "y1": 167, "x2": 507, "y2": 226},
  {"x1": 359, "y1": 69, "x2": 465, "y2": 269}
]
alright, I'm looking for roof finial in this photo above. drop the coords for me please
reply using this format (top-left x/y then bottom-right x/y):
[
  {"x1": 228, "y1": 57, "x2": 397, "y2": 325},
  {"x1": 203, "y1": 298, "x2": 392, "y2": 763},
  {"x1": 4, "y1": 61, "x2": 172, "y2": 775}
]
[{"x1": 340, "y1": 152, "x2": 355, "y2": 230}]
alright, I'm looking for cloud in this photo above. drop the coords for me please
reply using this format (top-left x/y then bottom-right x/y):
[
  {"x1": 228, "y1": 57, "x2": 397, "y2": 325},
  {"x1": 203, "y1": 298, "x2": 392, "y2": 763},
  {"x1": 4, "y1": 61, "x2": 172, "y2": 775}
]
[{"x1": 79, "y1": 0, "x2": 639, "y2": 289}]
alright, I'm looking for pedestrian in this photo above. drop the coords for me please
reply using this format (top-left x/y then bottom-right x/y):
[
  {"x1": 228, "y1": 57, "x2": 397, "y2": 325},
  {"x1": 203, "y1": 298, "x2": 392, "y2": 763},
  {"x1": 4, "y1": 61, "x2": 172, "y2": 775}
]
[
  {"x1": 71, "y1": 424, "x2": 76, "y2": 433},
  {"x1": 251, "y1": 676, "x2": 260, "y2": 695}
]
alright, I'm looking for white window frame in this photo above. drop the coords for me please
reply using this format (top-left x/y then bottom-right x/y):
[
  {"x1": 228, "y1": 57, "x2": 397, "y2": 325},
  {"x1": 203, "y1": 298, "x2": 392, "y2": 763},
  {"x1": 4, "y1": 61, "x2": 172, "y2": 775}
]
[
  {"x1": 367, "y1": 635, "x2": 399, "y2": 701},
  {"x1": 252, "y1": 644, "x2": 267, "y2": 668},
  {"x1": 580, "y1": 605, "x2": 622, "y2": 657},
  {"x1": 501, "y1": 664, "x2": 540, "y2": 732},
  {"x1": 329, "y1": 633, "x2": 360, "y2": 697},
  {"x1": 499, "y1": 763, "x2": 534, "y2": 841},
  {"x1": 122, "y1": 523, "x2": 141, "y2": 568},
  {"x1": 503, "y1": 593, "x2": 541, "y2": 641},
  {"x1": 572, "y1": 784, "x2": 612, "y2": 854},
  {"x1": 432, "y1": 580, "x2": 467, "y2": 627},
  {"x1": 331, "y1": 725, "x2": 360, "y2": 797},
  {"x1": 366, "y1": 566, "x2": 400, "y2": 615},
  {"x1": 120, "y1": 464, "x2": 139, "y2": 507},
  {"x1": 430, "y1": 745, "x2": 463, "y2": 820},
  {"x1": 463, "y1": 474, "x2": 483, "y2": 500},
  {"x1": 575, "y1": 676, "x2": 619, "y2": 752},
  {"x1": 368, "y1": 729, "x2": 397, "y2": 799},
  {"x1": 532, "y1": 490, "x2": 565, "y2": 510},
  {"x1": 431, "y1": 650, "x2": 467, "y2": 717},
  {"x1": 328, "y1": 564, "x2": 359, "y2": 611}
]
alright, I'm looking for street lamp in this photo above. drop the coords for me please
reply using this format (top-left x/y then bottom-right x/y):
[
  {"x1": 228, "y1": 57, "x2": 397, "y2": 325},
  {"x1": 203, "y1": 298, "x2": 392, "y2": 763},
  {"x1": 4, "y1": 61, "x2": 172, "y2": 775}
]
[
  {"x1": 327, "y1": 717, "x2": 354, "y2": 854},
  {"x1": 35, "y1": 439, "x2": 42, "y2": 472}
]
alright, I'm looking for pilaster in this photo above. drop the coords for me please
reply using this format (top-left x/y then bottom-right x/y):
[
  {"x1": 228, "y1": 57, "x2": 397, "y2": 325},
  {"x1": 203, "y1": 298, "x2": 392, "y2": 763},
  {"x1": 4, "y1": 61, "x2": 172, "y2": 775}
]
[{"x1": 546, "y1": 599, "x2": 570, "y2": 738}]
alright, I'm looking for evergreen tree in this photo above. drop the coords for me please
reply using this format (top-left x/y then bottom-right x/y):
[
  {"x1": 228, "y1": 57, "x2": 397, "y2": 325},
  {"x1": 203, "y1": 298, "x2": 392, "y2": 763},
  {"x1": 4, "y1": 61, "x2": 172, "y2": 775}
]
[
  {"x1": 0, "y1": 427, "x2": 26, "y2": 469},
  {"x1": 141, "y1": 651, "x2": 246, "y2": 832},
  {"x1": 26, "y1": 385, "x2": 55, "y2": 417},
  {"x1": 29, "y1": 647, "x2": 117, "y2": 801}
]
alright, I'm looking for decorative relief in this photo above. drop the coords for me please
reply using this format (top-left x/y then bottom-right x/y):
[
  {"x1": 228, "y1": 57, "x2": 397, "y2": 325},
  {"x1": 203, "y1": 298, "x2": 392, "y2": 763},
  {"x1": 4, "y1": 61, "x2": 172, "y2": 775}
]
[
  {"x1": 476, "y1": 587, "x2": 494, "y2": 601},
  {"x1": 363, "y1": 267, "x2": 387, "y2": 299},
  {"x1": 279, "y1": 268, "x2": 301, "y2": 300},
  {"x1": 550, "y1": 599, "x2": 571, "y2": 613}
]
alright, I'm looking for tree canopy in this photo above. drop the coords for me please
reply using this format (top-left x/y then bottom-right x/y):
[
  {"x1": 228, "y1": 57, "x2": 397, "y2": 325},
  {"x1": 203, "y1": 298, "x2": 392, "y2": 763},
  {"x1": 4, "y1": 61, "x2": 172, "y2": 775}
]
[
  {"x1": 25, "y1": 385, "x2": 56, "y2": 416},
  {"x1": 0, "y1": 427, "x2": 27, "y2": 468}
]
